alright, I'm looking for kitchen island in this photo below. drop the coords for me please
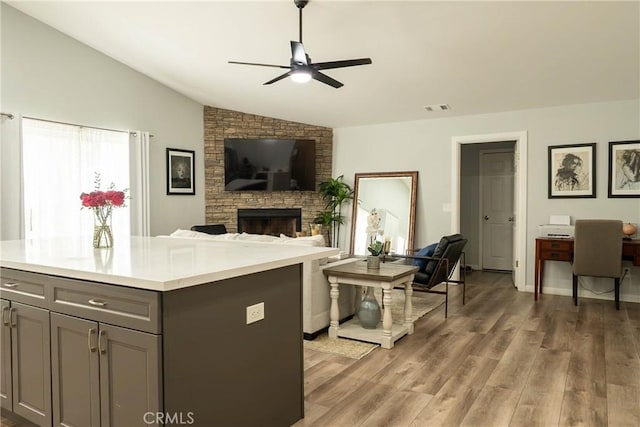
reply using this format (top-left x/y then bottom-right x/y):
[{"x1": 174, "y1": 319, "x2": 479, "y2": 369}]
[{"x1": 0, "y1": 236, "x2": 337, "y2": 427}]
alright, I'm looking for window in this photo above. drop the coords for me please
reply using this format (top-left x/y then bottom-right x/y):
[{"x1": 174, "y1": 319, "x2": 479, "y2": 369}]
[{"x1": 22, "y1": 118, "x2": 130, "y2": 239}]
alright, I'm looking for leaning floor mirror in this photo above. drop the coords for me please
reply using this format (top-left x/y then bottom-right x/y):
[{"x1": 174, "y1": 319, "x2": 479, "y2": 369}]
[{"x1": 350, "y1": 171, "x2": 418, "y2": 256}]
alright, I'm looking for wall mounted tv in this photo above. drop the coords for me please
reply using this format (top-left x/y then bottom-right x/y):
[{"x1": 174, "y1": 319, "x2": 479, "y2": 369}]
[{"x1": 224, "y1": 138, "x2": 316, "y2": 191}]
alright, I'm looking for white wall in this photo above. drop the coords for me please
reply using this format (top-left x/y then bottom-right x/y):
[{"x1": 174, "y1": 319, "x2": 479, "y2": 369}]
[
  {"x1": 334, "y1": 100, "x2": 640, "y2": 302},
  {"x1": 1, "y1": 4, "x2": 205, "y2": 238}
]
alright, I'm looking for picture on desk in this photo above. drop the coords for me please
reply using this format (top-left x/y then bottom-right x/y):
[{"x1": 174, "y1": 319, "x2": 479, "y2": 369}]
[
  {"x1": 608, "y1": 140, "x2": 640, "y2": 198},
  {"x1": 548, "y1": 143, "x2": 596, "y2": 198}
]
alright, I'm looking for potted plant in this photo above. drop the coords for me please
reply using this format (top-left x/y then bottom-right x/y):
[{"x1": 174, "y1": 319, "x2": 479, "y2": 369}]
[
  {"x1": 366, "y1": 240, "x2": 383, "y2": 269},
  {"x1": 313, "y1": 175, "x2": 354, "y2": 248}
]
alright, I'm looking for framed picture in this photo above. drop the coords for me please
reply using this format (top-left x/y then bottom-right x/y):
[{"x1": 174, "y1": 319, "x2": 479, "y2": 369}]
[
  {"x1": 548, "y1": 143, "x2": 596, "y2": 198},
  {"x1": 166, "y1": 148, "x2": 195, "y2": 195},
  {"x1": 608, "y1": 140, "x2": 640, "y2": 198}
]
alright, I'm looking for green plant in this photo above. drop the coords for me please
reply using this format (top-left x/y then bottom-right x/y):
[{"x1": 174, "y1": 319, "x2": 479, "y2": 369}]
[
  {"x1": 314, "y1": 175, "x2": 354, "y2": 248},
  {"x1": 367, "y1": 240, "x2": 384, "y2": 256}
]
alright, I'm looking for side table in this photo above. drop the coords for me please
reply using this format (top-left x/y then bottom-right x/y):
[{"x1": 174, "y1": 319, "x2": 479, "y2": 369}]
[{"x1": 322, "y1": 261, "x2": 418, "y2": 349}]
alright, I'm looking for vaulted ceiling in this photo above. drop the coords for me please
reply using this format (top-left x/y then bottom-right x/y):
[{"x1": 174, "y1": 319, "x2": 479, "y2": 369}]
[{"x1": 8, "y1": 1, "x2": 640, "y2": 128}]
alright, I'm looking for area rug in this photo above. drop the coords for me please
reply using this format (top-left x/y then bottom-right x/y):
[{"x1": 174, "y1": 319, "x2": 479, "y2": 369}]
[{"x1": 303, "y1": 288, "x2": 445, "y2": 359}]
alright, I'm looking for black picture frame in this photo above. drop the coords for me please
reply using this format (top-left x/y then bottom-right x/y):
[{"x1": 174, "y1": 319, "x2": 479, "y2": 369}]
[
  {"x1": 608, "y1": 140, "x2": 640, "y2": 198},
  {"x1": 548, "y1": 143, "x2": 596, "y2": 199},
  {"x1": 166, "y1": 148, "x2": 195, "y2": 195}
]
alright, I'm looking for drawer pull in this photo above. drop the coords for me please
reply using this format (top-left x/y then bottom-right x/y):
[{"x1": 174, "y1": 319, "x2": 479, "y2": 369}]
[
  {"x1": 88, "y1": 299, "x2": 107, "y2": 307},
  {"x1": 551, "y1": 243, "x2": 560, "y2": 248},
  {"x1": 98, "y1": 330, "x2": 107, "y2": 354},
  {"x1": 88, "y1": 328, "x2": 97, "y2": 352},
  {"x1": 2, "y1": 282, "x2": 17, "y2": 288},
  {"x1": 551, "y1": 252, "x2": 559, "y2": 258},
  {"x1": 1, "y1": 306, "x2": 9, "y2": 326}
]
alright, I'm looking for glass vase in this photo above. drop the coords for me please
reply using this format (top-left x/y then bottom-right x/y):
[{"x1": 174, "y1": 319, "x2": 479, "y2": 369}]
[
  {"x1": 359, "y1": 287, "x2": 381, "y2": 329},
  {"x1": 93, "y1": 209, "x2": 113, "y2": 248}
]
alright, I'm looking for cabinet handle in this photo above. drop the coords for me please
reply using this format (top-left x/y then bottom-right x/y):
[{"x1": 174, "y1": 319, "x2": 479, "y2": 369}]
[
  {"x1": 2, "y1": 282, "x2": 17, "y2": 288},
  {"x1": 88, "y1": 299, "x2": 107, "y2": 307},
  {"x1": 9, "y1": 307, "x2": 16, "y2": 328},
  {"x1": 98, "y1": 330, "x2": 107, "y2": 354},
  {"x1": 88, "y1": 328, "x2": 97, "y2": 352},
  {"x1": 1, "y1": 306, "x2": 9, "y2": 326}
]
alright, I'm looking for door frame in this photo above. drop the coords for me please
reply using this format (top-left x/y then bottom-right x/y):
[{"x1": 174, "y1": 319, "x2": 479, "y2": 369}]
[
  {"x1": 478, "y1": 148, "x2": 515, "y2": 271},
  {"x1": 451, "y1": 131, "x2": 528, "y2": 292}
]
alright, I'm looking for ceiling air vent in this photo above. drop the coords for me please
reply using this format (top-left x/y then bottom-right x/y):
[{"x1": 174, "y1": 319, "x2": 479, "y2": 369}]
[{"x1": 424, "y1": 104, "x2": 451, "y2": 112}]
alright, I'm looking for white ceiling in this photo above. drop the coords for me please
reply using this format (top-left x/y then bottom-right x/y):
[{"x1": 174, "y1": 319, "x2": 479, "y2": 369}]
[{"x1": 8, "y1": 0, "x2": 640, "y2": 128}]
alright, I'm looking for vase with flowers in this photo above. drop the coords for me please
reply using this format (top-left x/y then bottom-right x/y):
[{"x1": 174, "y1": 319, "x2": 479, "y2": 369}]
[{"x1": 80, "y1": 174, "x2": 127, "y2": 248}]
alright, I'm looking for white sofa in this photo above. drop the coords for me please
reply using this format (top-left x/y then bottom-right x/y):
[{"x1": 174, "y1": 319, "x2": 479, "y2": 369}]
[{"x1": 165, "y1": 229, "x2": 357, "y2": 338}]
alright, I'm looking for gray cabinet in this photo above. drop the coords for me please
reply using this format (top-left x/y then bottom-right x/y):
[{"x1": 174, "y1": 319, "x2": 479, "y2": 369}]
[
  {"x1": 50, "y1": 313, "x2": 162, "y2": 427},
  {"x1": 1, "y1": 299, "x2": 12, "y2": 410},
  {"x1": 51, "y1": 313, "x2": 162, "y2": 427},
  {"x1": 2, "y1": 301, "x2": 52, "y2": 427}
]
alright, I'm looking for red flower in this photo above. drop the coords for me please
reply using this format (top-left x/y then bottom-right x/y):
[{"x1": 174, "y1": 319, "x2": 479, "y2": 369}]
[{"x1": 80, "y1": 177, "x2": 127, "y2": 212}]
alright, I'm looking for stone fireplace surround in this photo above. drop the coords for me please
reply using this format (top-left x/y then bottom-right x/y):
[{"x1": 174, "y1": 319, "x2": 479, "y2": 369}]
[{"x1": 203, "y1": 106, "x2": 333, "y2": 235}]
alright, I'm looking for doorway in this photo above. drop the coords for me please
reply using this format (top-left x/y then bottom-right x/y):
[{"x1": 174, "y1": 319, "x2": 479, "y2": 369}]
[{"x1": 451, "y1": 132, "x2": 528, "y2": 291}]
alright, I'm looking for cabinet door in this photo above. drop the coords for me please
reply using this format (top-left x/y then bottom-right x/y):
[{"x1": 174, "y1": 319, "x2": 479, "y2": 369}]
[
  {"x1": 51, "y1": 313, "x2": 100, "y2": 427},
  {"x1": 10, "y1": 302, "x2": 51, "y2": 427},
  {"x1": 99, "y1": 323, "x2": 162, "y2": 427},
  {"x1": 0, "y1": 299, "x2": 12, "y2": 410}
]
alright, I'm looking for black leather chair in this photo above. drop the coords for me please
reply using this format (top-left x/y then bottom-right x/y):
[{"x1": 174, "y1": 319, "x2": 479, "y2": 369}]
[
  {"x1": 386, "y1": 234, "x2": 467, "y2": 318},
  {"x1": 190, "y1": 224, "x2": 228, "y2": 235}
]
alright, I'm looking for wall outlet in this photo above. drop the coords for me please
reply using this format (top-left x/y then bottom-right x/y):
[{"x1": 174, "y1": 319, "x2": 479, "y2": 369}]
[{"x1": 246, "y1": 302, "x2": 265, "y2": 325}]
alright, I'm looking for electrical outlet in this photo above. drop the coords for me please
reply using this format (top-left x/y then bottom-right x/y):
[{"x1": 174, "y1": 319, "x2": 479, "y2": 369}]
[{"x1": 246, "y1": 302, "x2": 265, "y2": 325}]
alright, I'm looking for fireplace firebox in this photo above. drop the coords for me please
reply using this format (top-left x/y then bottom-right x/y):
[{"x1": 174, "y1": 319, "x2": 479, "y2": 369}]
[{"x1": 237, "y1": 208, "x2": 302, "y2": 237}]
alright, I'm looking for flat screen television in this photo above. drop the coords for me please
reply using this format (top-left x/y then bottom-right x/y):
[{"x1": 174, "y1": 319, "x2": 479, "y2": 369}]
[{"x1": 224, "y1": 138, "x2": 316, "y2": 191}]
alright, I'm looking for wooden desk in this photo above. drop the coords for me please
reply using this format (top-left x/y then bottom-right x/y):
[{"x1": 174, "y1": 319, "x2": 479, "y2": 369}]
[
  {"x1": 322, "y1": 261, "x2": 418, "y2": 349},
  {"x1": 534, "y1": 237, "x2": 640, "y2": 300}
]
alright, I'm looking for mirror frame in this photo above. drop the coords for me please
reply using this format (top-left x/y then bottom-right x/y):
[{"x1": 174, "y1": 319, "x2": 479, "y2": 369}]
[{"x1": 349, "y1": 171, "x2": 418, "y2": 255}]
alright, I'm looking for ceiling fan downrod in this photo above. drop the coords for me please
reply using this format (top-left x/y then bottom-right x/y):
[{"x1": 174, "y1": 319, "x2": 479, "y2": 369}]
[{"x1": 294, "y1": 0, "x2": 308, "y2": 43}]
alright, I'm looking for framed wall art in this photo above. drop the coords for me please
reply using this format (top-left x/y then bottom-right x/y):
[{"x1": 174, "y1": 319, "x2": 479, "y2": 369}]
[
  {"x1": 608, "y1": 140, "x2": 640, "y2": 198},
  {"x1": 166, "y1": 148, "x2": 195, "y2": 195},
  {"x1": 548, "y1": 143, "x2": 596, "y2": 198}
]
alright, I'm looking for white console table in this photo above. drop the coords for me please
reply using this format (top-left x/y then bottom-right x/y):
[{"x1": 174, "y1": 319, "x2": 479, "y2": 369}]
[{"x1": 322, "y1": 261, "x2": 418, "y2": 349}]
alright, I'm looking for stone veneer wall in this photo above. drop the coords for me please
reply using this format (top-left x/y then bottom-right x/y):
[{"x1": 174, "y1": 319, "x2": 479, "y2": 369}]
[{"x1": 203, "y1": 106, "x2": 332, "y2": 234}]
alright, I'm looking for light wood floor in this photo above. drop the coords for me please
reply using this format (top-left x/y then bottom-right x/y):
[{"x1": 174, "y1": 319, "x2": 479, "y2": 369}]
[
  {"x1": 3, "y1": 271, "x2": 639, "y2": 427},
  {"x1": 294, "y1": 271, "x2": 640, "y2": 427}
]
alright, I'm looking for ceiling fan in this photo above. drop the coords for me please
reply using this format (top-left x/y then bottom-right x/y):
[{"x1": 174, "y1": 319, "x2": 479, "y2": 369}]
[{"x1": 228, "y1": 0, "x2": 372, "y2": 88}]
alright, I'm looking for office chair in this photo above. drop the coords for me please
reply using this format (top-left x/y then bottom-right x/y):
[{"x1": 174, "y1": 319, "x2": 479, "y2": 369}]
[{"x1": 572, "y1": 219, "x2": 623, "y2": 309}]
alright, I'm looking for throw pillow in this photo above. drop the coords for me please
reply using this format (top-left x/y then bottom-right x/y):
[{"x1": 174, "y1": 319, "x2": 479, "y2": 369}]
[{"x1": 412, "y1": 242, "x2": 437, "y2": 271}]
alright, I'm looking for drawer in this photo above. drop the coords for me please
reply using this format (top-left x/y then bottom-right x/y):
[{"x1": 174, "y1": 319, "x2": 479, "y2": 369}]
[
  {"x1": 541, "y1": 250, "x2": 572, "y2": 262},
  {"x1": 539, "y1": 240, "x2": 572, "y2": 252},
  {"x1": 49, "y1": 276, "x2": 161, "y2": 334},
  {"x1": 0, "y1": 268, "x2": 50, "y2": 308}
]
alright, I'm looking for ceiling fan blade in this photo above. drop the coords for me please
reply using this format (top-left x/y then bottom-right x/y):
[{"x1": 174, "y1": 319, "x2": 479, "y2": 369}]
[
  {"x1": 228, "y1": 61, "x2": 290, "y2": 69},
  {"x1": 312, "y1": 58, "x2": 372, "y2": 71},
  {"x1": 264, "y1": 71, "x2": 293, "y2": 85},
  {"x1": 290, "y1": 41, "x2": 308, "y2": 66},
  {"x1": 311, "y1": 70, "x2": 343, "y2": 89}
]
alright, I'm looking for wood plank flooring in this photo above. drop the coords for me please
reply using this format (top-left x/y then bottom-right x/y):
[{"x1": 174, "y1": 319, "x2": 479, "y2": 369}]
[
  {"x1": 2, "y1": 271, "x2": 638, "y2": 427},
  {"x1": 294, "y1": 271, "x2": 640, "y2": 427}
]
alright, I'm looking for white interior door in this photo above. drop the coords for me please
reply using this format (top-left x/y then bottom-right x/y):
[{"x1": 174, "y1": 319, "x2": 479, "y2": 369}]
[{"x1": 481, "y1": 151, "x2": 514, "y2": 271}]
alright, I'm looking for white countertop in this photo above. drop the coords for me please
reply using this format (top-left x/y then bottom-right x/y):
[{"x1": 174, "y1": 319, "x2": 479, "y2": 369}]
[{"x1": 0, "y1": 236, "x2": 339, "y2": 291}]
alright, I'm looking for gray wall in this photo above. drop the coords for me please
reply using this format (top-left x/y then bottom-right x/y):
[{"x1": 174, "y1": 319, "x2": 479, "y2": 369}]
[
  {"x1": 1, "y1": 4, "x2": 205, "y2": 238},
  {"x1": 334, "y1": 100, "x2": 640, "y2": 302}
]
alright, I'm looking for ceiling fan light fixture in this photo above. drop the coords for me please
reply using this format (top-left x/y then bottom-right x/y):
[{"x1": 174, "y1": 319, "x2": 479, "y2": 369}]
[{"x1": 291, "y1": 69, "x2": 312, "y2": 83}]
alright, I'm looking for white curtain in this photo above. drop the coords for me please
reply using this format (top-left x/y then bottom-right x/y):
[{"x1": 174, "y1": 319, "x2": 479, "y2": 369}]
[
  {"x1": 22, "y1": 118, "x2": 130, "y2": 239},
  {"x1": 129, "y1": 131, "x2": 150, "y2": 236},
  {"x1": 1, "y1": 113, "x2": 23, "y2": 240}
]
